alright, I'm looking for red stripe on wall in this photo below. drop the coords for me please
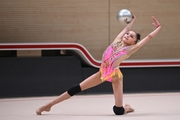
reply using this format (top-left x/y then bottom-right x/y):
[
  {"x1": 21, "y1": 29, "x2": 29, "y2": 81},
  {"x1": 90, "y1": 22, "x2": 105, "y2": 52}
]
[{"x1": 1, "y1": 43, "x2": 180, "y2": 68}]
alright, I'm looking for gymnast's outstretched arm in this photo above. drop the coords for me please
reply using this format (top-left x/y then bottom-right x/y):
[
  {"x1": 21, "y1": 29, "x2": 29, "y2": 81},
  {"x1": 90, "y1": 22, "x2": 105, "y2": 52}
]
[
  {"x1": 130, "y1": 16, "x2": 161, "y2": 54},
  {"x1": 114, "y1": 11, "x2": 136, "y2": 42}
]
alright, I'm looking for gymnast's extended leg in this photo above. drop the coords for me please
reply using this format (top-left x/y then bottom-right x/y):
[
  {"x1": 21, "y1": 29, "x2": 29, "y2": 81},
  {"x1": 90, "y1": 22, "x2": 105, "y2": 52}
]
[{"x1": 36, "y1": 71, "x2": 103, "y2": 115}]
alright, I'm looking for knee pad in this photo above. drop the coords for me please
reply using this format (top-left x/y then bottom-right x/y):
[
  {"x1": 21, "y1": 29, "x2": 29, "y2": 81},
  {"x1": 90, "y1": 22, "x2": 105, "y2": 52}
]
[
  {"x1": 113, "y1": 105, "x2": 125, "y2": 115},
  {"x1": 67, "y1": 84, "x2": 81, "y2": 96}
]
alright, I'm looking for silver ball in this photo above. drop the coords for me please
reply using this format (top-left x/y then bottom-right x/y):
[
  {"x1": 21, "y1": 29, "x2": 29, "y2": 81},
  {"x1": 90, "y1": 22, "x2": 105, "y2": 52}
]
[{"x1": 117, "y1": 9, "x2": 132, "y2": 25}]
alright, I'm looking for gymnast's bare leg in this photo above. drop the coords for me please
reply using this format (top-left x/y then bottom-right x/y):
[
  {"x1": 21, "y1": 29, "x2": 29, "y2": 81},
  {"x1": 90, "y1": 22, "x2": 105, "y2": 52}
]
[
  {"x1": 111, "y1": 75, "x2": 134, "y2": 114},
  {"x1": 36, "y1": 71, "x2": 103, "y2": 115}
]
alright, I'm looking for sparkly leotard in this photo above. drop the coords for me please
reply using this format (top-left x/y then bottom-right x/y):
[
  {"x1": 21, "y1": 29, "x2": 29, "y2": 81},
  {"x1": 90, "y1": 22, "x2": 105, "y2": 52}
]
[{"x1": 100, "y1": 40, "x2": 129, "y2": 82}]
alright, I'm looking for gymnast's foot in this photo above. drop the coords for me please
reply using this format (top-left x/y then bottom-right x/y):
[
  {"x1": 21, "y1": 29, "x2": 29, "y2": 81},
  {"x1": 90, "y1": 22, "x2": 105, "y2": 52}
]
[
  {"x1": 36, "y1": 105, "x2": 51, "y2": 115},
  {"x1": 124, "y1": 104, "x2": 135, "y2": 113}
]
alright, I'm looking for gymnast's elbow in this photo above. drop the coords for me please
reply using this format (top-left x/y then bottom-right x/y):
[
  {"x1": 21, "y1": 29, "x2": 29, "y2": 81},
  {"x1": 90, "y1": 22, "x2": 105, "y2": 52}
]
[{"x1": 148, "y1": 34, "x2": 153, "y2": 39}]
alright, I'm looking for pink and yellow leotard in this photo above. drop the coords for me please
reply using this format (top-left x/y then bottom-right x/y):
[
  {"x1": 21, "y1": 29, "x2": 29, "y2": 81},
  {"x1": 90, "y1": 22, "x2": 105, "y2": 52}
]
[{"x1": 100, "y1": 41, "x2": 129, "y2": 82}]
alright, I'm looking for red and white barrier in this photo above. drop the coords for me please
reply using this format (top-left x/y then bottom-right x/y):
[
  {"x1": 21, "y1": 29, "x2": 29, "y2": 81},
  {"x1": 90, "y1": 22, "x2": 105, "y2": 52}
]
[{"x1": 1, "y1": 42, "x2": 180, "y2": 68}]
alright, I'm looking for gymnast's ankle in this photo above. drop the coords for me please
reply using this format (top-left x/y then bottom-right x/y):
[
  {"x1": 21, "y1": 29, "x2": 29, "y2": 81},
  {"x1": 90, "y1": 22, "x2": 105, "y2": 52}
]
[{"x1": 36, "y1": 105, "x2": 51, "y2": 115}]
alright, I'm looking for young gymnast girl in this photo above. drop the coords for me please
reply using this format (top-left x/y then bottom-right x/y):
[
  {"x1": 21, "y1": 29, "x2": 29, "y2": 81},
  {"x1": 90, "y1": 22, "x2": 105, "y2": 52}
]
[{"x1": 36, "y1": 12, "x2": 161, "y2": 115}]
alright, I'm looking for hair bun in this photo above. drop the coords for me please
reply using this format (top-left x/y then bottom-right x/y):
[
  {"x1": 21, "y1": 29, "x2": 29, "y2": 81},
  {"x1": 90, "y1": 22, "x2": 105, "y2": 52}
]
[{"x1": 137, "y1": 33, "x2": 141, "y2": 40}]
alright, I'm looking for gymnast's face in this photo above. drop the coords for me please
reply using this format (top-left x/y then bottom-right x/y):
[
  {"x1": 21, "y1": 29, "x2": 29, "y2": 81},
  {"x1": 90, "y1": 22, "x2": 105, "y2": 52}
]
[{"x1": 122, "y1": 31, "x2": 137, "y2": 45}]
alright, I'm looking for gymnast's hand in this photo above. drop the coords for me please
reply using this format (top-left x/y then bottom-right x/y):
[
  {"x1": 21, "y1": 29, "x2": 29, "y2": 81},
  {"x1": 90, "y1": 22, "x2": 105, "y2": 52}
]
[
  {"x1": 130, "y1": 10, "x2": 136, "y2": 20},
  {"x1": 151, "y1": 16, "x2": 161, "y2": 28}
]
